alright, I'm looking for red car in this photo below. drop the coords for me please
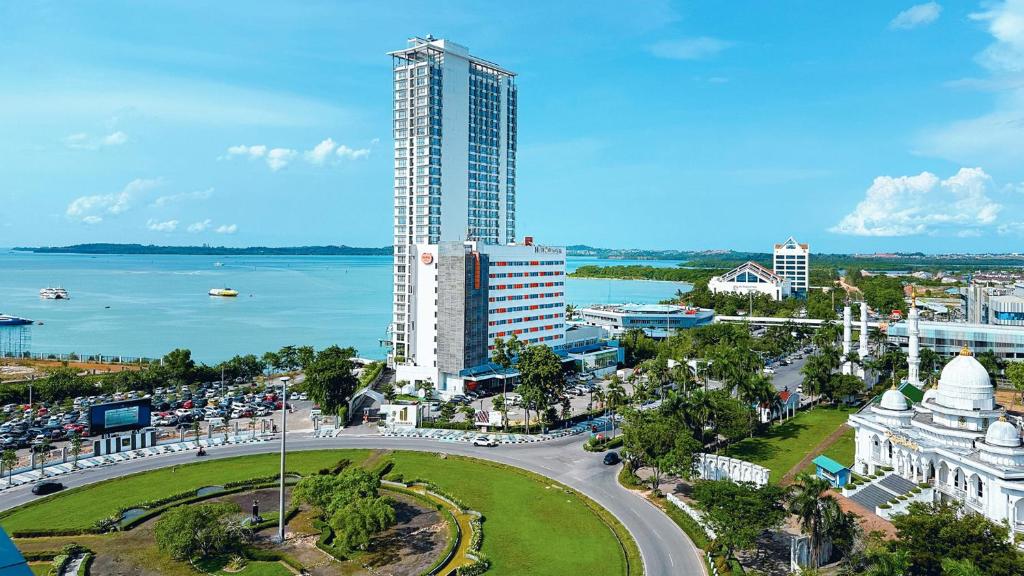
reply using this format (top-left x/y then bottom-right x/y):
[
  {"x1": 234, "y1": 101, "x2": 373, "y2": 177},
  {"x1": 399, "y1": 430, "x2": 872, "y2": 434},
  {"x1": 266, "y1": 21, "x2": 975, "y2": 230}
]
[
  {"x1": 182, "y1": 400, "x2": 194, "y2": 409},
  {"x1": 63, "y1": 423, "x2": 85, "y2": 434}
]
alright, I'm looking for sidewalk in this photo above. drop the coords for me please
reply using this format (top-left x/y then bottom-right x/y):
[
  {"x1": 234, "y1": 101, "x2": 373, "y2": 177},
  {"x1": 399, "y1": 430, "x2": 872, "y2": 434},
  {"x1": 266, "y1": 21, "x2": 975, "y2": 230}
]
[
  {"x1": 0, "y1": 433, "x2": 272, "y2": 492},
  {"x1": 376, "y1": 415, "x2": 617, "y2": 444}
]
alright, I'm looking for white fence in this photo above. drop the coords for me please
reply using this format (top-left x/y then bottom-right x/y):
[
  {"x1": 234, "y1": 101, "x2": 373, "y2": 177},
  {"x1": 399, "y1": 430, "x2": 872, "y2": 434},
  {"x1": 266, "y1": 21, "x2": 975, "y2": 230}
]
[{"x1": 695, "y1": 453, "x2": 770, "y2": 487}]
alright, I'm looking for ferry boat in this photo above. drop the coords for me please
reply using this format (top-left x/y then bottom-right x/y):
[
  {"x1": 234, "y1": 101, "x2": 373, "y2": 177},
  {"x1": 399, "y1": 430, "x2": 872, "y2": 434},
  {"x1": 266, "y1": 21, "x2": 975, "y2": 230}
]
[
  {"x1": 208, "y1": 288, "x2": 239, "y2": 297},
  {"x1": 0, "y1": 314, "x2": 34, "y2": 326},
  {"x1": 39, "y1": 287, "x2": 70, "y2": 300}
]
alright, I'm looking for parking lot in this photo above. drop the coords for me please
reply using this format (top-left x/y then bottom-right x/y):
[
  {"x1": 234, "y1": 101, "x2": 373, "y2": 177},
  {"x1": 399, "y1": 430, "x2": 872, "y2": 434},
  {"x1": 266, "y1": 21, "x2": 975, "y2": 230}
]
[{"x1": 0, "y1": 376, "x2": 318, "y2": 470}]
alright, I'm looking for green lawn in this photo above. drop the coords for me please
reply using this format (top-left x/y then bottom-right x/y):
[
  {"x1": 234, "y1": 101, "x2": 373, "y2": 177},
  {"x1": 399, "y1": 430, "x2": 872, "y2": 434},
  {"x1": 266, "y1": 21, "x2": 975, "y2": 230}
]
[
  {"x1": 799, "y1": 427, "x2": 855, "y2": 477},
  {"x1": 197, "y1": 557, "x2": 293, "y2": 576},
  {"x1": 389, "y1": 452, "x2": 629, "y2": 576},
  {"x1": 724, "y1": 405, "x2": 857, "y2": 483},
  {"x1": 0, "y1": 450, "x2": 370, "y2": 533},
  {"x1": 28, "y1": 563, "x2": 51, "y2": 576}
]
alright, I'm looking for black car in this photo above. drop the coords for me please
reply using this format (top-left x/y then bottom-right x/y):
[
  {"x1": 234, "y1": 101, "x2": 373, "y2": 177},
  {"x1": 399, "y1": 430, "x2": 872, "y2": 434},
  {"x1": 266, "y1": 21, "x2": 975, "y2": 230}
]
[
  {"x1": 32, "y1": 481, "x2": 64, "y2": 495},
  {"x1": 603, "y1": 452, "x2": 620, "y2": 465}
]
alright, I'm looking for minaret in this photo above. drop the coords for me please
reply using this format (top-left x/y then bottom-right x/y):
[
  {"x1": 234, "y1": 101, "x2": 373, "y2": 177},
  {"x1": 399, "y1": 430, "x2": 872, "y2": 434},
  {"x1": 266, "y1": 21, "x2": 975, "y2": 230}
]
[
  {"x1": 858, "y1": 302, "x2": 870, "y2": 379},
  {"x1": 842, "y1": 300, "x2": 853, "y2": 375},
  {"x1": 907, "y1": 292, "x2": 921, "y2": 387}
]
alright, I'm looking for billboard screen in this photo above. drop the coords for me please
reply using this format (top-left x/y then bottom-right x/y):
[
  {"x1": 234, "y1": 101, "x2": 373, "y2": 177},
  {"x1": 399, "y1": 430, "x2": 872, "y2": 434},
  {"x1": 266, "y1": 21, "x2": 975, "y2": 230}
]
[{"x1": 89, "y1": 398, "x2": 151, "y2": 435}]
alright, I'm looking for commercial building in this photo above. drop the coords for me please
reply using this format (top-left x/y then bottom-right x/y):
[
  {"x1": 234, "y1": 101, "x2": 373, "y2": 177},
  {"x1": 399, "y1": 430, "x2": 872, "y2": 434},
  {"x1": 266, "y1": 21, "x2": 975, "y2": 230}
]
[
  {"x1": 848, "y1": 347, "x2": 1024, "y2": 531},
  {"x1": 967, "y1": 280, "x2": 1024, "y2": 326},
  {"x1": 389, "y1": 37, "x2": 518, "y2": 360},
  {"x1": 395, "y1": 238, "x2": 567, "y2": 398},
  {"x1": 707, "y1": 261, "x2": 792, "y2": 300},
  {"x1": 888, "y1": 319, "x2": 1024, "y2": 361},
  {"x1": 577, "y1": 303, "x2": 714, "y2": 338},
  {"x1": 773, "y1": 236, "x2": 809, "y2": 297}
]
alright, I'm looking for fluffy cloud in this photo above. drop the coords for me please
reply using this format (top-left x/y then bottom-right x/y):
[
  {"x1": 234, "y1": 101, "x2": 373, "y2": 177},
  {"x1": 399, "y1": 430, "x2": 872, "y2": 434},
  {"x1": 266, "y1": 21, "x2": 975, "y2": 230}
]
[
  {"x1": 215, "y1": 223, "x2": 238, "y2": 234},
  {"x1": 146, "y1": 218, "x2": 178, "y2": 232},
  {"x1": 889, "y1": 2, "x2": 942, "y2": 30},
  {"x1": 62, "y1": 131, "x2": 129, "y2": 150},
  {"x1": 648, "y1": 37, "x2": 733, "y2": 60},
  {"x1": 187, "y1": 219, "x2": 212, "y2": 233},
  {"x1": 916, "y1": 1, "x2": 1024, "y2": 165},
  {"x1": 66, "y1": 178, "x2": 161, "y2": 223},
  {"x1": 227, "y1": 139, "x2": 371, "y2": 170},
  {"x1": 153, "y1": 188, "x2": 213, "y2": 208},
  {"x1": 336, "y1": 144, "x2": 370, "y2": 160},
  {"x1": 305, "y1": 138, "x2": 337, "y2": 164},
  {"x1": 830, "y1": 167, "x2": 1001, "y2": 237}
]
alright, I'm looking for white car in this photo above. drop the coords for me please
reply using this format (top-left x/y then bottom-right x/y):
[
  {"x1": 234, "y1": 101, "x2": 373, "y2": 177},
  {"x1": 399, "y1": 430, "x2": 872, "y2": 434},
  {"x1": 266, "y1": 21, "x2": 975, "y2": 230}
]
[
  {"x1": 762, "y1": 367, "x2": 775, "y2": 375},
  {"x1": 472, "y1": 435, "x2": 498, "y2": 447}
]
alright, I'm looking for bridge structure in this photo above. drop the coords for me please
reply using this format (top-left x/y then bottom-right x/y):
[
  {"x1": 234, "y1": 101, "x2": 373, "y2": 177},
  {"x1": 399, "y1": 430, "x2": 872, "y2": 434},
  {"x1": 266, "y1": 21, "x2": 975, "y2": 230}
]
[{"x1": 715, "y1": 315, "x2": 888, "y2": 330}]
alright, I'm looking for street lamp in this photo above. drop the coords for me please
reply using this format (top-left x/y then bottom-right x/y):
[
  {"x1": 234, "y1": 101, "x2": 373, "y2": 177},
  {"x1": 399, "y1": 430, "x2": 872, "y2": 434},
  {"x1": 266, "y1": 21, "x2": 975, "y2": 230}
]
[{"x1": 277, "y1": 375, "x2": 290, "y2": 543}]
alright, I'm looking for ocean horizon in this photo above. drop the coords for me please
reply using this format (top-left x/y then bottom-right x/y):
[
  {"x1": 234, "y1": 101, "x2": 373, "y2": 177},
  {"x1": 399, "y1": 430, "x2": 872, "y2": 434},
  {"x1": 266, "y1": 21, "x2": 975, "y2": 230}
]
[{"x1": 0, "y1": 251, "x2": 691, "y2": 364}]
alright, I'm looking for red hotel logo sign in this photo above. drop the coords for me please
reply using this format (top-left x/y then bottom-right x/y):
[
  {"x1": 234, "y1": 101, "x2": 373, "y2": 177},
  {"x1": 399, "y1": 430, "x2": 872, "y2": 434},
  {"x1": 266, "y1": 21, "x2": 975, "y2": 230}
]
[{"x1": 420, "y1": 252, "x2": 434, "y2": 265}]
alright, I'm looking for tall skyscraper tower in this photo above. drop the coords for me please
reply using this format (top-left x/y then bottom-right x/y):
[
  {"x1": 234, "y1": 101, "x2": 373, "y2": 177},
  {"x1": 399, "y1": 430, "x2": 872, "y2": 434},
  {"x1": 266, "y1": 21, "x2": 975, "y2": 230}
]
[
  {"x1": 389, "y1": 37, "x2": 518, "y2": 359},
  {"x1": 773, "y1": 236, "x2": 809, "y2": 297}
]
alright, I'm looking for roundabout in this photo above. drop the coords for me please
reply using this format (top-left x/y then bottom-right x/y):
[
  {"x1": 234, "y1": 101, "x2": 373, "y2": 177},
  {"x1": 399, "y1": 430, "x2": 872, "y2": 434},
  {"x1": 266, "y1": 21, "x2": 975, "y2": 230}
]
[{"x1": 0, "y1": 435, "x2": 705, "y2": 575}]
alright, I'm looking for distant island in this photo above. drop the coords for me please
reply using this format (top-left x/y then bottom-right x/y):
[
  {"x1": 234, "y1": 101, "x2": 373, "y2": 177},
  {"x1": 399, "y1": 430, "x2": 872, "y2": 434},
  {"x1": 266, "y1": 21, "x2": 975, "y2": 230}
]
[{"x1": 12, "y1": 243, "x2": 393, "y2": 256}]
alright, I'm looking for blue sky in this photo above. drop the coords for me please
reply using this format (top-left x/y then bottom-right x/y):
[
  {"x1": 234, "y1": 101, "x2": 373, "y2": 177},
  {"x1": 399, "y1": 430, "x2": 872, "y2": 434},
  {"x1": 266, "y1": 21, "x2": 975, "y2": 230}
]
[{"x1": 2, "y1": 1, "x2": 1023, "y2": 253}]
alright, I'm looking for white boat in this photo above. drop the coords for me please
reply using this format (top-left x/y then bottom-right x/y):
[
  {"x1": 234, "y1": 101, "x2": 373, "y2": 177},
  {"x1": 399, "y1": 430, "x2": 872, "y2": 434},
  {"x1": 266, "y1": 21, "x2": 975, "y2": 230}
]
[
  {"x1": 39, "y1": 287, "x2": 70, "y2": 300},
  {"x1": 208, "y1": 288, "x2": 239, "y2": 297}
]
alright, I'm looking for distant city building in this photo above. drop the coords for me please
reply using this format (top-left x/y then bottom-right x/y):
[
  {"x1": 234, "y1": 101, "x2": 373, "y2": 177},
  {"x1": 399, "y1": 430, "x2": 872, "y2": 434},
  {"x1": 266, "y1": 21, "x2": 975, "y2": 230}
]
[
  {"x1": 773, "y1": 236, "x2": 809, "y2": 297},
  {"x1": 848, "y1": 347, "x2": 1024, "y2": 529},
  {"x1": 888, "y1": 319, "x2": 1024, "y2": 361},
  {"x1": 708, "y1": 261, "x2": 792, "y2": 300},
  {"x1": 578, "y1": 303, "x2": 714, "y2": 338},
  {"x1": 967, "y1": 280, "x2": 1024, "y2": 326},
  {"x1": 389, "y1": 37, "x2": 518, "y2": 361},
  {"x1": 395, "y1": 238, "x2": 566, "y2": 398}
]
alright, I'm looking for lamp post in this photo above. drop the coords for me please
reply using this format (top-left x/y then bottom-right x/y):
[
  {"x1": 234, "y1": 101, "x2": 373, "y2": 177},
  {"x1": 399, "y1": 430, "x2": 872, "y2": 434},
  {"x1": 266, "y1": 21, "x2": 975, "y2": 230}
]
[{"x1": 277, "y1": 375, "x2": 290, "y2": 543}]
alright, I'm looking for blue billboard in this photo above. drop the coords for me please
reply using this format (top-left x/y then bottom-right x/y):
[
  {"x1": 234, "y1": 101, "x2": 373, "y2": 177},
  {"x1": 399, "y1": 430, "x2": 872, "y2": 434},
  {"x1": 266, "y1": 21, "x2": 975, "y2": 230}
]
[{"x1": 88, "y1": 398, "x2": 151, "y2": 435}]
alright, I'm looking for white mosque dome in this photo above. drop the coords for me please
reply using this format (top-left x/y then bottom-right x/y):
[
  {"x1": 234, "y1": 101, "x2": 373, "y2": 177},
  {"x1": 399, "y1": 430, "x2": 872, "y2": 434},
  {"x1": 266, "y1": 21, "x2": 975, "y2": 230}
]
[
  {"x1": 935, "y1": 347, "x2": 995, "y2": 411},
  {"x1": 985, "y1": 418, "x2": 1021, "y2": 448},
  {"x1": 922, "y1": 387, "x2": 937, "y2": 404},
  {"x1": 880, "y1": 388, "x2": 909, "y2": 411}
]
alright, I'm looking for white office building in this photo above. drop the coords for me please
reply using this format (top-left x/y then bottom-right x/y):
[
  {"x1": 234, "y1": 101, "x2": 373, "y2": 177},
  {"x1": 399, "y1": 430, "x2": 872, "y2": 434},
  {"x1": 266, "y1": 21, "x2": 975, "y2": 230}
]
[
  {"x1": 395, "y1": 239, "x2": 566, "y2": 398},
  {"x1": 773, "y1": 237, "x2": 809, "y2": 297},
  {"x1": 708, "y1": 261, "x2": 792, "y2": 300},
  {"x1": 389, "y1": 37, "x2": 517, "y2": 361}
]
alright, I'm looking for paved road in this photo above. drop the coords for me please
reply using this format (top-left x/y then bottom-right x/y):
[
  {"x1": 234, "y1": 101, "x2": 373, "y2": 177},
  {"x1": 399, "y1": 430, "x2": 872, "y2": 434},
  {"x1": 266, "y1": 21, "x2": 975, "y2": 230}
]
[{"x1": 0, "y1": 433, "x2": 705, "y2": 576}]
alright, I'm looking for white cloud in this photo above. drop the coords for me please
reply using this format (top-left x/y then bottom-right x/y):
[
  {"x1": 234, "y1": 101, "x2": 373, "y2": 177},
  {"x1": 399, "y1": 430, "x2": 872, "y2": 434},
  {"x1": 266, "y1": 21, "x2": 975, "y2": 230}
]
[
  {"x1": 62, "y1": 130, "x2": 129, "y2": 150},
  {"x1": 152, "y1": 188, "x2": 213, "y2": 208},
  {"x1": 830, "y1": 167, "x2": 1002, "y2": 237},
  {"x1": 187, "y1": 219, "x2": 212, "y2": 233},
  {"x1": 266, "y1": 148, "x2": 296, "y2": 171},
  {"x1": 226, "y1": 144, "x2": 267, "y2": 159},
  {"x1": 336, "y1": 144, "x2": 371, "y2": 160},
  {"x1": 215, "y1": 224, "x2": 238, "y2": 234},
  {"x1": 146, "y1": 218, "x2": 178, "y2": 232},
  {"x1": 648, "y1": 37, "x2": 733, "y2": 60},
  {"x1": 66, "y1": 178, "x2": 161, "y2": 223},
  {"x1": 917, "y1": 1, "x2": 1024, "y2": 165},
  {"x1": 889, "y1": 2, "x2": 942, "y2": 30},
  {"x1": 304, "y1": 138, "x2": 337, "y2": 164}
]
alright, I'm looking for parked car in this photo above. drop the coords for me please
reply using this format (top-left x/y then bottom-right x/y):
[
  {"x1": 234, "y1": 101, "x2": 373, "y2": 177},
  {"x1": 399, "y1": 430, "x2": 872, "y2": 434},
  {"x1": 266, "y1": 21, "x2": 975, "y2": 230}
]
[
  {"x1": 32, "y1": 481, "x2": 64, "y2": 496},
  {"x1": 472, "y1": 435, "x2": 498, "y2": 447},
  {"x1": 762, "y1": 367, "x2": 775, "y2": 375},
  {"x1": 603, "y1": 452, "x2": 621, "y2": 465}
]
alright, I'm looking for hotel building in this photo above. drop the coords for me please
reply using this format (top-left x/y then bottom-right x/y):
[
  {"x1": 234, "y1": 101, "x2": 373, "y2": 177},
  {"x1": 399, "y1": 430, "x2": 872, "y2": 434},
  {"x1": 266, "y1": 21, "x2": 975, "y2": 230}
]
[
  {"x1": 773, "y1": 236, "x2": 809, "y2": 297},
  {"x1": 389, "y1": 37, "x2": 518, "y2": 361}
]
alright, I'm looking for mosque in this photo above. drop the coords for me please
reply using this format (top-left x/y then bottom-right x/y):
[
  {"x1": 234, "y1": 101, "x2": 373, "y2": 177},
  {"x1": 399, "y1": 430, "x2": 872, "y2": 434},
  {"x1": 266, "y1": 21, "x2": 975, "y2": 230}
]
[{"x1": 848, "y1": 298, "x2": 1024, "y2": 530}]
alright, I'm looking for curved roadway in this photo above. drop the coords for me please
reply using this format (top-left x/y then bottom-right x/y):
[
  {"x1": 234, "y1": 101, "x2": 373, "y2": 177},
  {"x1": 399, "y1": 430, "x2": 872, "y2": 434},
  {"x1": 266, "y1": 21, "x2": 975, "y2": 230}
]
[{"x1": 0, "y1": 434, "x2": 705, "y2": 576}]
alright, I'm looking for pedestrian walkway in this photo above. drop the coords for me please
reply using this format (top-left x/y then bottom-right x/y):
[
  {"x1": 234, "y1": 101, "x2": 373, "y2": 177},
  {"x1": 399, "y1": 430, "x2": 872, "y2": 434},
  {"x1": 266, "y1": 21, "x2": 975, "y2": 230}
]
[
  {"x1": 377, "y1": 415, "x2": 617, "y2": 444},
  {"x1": 0, "y1": 433, "x2": 272, "y2": 492}
]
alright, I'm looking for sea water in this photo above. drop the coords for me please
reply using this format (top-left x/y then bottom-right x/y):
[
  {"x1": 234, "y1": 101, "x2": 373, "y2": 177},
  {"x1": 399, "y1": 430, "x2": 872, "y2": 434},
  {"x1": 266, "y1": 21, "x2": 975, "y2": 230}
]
[{"x1": 0, "y1": 252, "x2": 690, "y2": 363}]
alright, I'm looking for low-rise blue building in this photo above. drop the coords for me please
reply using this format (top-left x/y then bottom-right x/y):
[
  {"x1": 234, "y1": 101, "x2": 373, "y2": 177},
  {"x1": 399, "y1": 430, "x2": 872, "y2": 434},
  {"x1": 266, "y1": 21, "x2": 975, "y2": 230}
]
[{"x1": 813, "y1": 455, "x2": 852, "y2": 488}]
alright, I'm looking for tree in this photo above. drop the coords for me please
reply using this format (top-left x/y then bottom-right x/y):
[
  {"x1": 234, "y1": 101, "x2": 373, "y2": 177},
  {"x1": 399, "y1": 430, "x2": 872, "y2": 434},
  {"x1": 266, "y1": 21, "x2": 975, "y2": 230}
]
[
  {"x1": 693, "y1": 480, "x2": 787, "y2": 558},
  {"x1": 379, "y1": 381, "x2": 397, "y2": 404},
  {"x1": 155, "y1": 502, "x2": 245, "y2": 561},
  {"x1": 565, "y1": 304, "x2": 578, "y2": 321},
  {"x1": 1006, "y1": 362, "x2": 1024, "y2": 410},
  {"x1": 438, "y1": 401, "x2": 456, "y2": 423},
  {"x1": 829, "y1": 374, "x2": 865, "y2": 404},
  {"x1": 69, "y1": 433, "x2": 82, "y2": 470},
  {"x1": 1, "y1": 449, "x2": 16, "y2": 484},
  {"x1": 788, "y1": 474, "x2": 839, "y2": 568},
  {"x1": 37, "y1": 437, "x2": 51, "y2": 474},
  {"x1": 623, "y1": 409, "x2": 701, "y2": 493},
  {"x1": 261, "y1": 351, "x2": 282, "y2": 376},
  {"x1": 516, "y1": 345, "x2": 565, "y2": 434},
  {"x1": 973, "y1": 350, "x2": 1004, "y2": 383},
  {"x1": 329, "y1": 496, "x2": 397, "y2": 551},
  {"x1": 460, "y1": 404, "x2": 476, "y2": 423},
  {"x1": 889, "y1": 501, "x2": 1022, "y2": 576},
  {"x1": 711, "y1": 393, "x2": 753, "y2": 445},
  {"x1": 277, "y1": 345, "x2": 300, "y2": 372},
  {"x1": 304, "y1": 346, "x2": 359, "y2": 422},
  {"x1": 192, "y1": 418, "x2": 202, "y2": 443},
  {"x1": 162, "y1": 348, "x2": 196, "y2": 385},
  {"x1": 296, "y1": 346, "x2": 316, "y2": 371},
  {"x1": 491, "y1": 393, "x2": 508, "y2": 429},
  {"x1": 40, "y1": 367, "x2": 91, "y2": 404}
]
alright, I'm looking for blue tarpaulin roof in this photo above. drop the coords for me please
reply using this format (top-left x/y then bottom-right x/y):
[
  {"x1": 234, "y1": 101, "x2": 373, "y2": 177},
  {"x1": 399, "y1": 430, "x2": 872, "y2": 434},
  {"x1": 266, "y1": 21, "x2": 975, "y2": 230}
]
[
  {"x1": 813, "y1": 455, "x2": 848, "y2": 474},
  {"x1": 0, "y1": 527, "x2": 32, "y2": 576}
]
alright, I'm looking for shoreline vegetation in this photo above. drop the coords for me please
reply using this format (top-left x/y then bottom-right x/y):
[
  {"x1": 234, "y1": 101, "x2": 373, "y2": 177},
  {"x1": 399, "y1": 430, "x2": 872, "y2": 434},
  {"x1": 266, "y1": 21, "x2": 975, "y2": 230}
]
[
  {"x1": 11, "y1": 244, "x2": 392, "y2": 256},
  {"x1": 570, "y1": 265, "x2": 724, "y2": 284}
]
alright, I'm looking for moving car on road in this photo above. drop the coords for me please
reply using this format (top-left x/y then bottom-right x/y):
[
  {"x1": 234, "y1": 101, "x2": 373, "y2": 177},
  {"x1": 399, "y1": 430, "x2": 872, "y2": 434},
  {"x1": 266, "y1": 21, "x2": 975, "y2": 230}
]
[
  {"x1": 32, "y1": 481, "x2": 64, "y2": 496},
  {"x1": 472, "y1": 435, "x2": 498, "y2": 447},
  {"x1": 603, "y1": 452, "x2": 620, "y2": 465}
]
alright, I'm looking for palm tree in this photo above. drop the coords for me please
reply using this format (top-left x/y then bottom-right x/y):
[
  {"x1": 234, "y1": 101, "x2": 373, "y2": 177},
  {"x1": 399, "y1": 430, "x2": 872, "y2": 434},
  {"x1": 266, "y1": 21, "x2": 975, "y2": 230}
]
[
  {"x1": 864, "y1": 549, "x2": 911, "y2": 576},
  {"x1": 939, "y1": 558, "x2": 982, "y2": 576},
  {"x1": 1, "y1": 449, "x2": 17, "y2": 485},
  {"x1": 37, "y1": 437, "x2": 52, "y2": 478},
  {"x1": 606, "y1": 377, "x2": 627, "y2": 422},
  {"x1": 684, "y1": 388, "x2": 715, "y2": 445},
  {"x1": 565, "y1": 304, "x2": 578, "y2": 321},
  {"x1": 868, "y1": 327, "x2": 888, "y2": 355},
  {"x1": 788, "y1": 474, "x2": 839, "y2": 569},
  {"x1": 69, "y1": 433, "x2": 82, "y2": 470}
]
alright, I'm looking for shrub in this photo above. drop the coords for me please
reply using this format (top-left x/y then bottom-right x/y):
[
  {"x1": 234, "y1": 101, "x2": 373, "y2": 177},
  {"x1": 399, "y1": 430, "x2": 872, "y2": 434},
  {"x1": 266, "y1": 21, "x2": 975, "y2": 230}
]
[
  {"x1": 879, "y1": 504, "x2": 891, "y2": 509},
  {"x1": 455, "y1": 557, "x2": 491, "y2": 575}
]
